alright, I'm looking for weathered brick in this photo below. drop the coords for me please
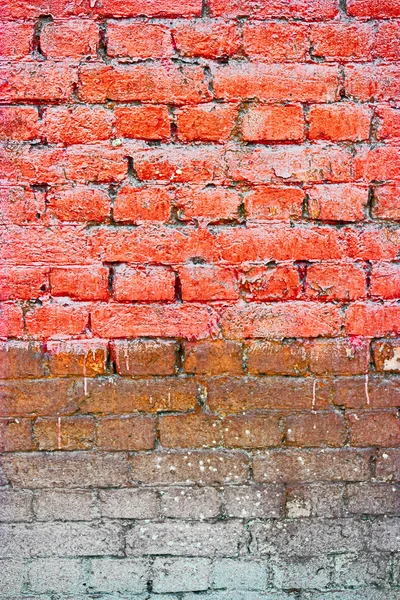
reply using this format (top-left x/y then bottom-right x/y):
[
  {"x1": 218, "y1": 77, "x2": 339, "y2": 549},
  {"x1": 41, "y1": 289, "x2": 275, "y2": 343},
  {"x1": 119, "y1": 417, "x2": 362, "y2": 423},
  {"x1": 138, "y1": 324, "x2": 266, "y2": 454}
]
[
  {"x1": 111, "y1": 339, "x2": 176, "y2": 376},
  {"x1": 224, "y1": 415, "x2": 282, "y2": 448},
  {"x1": 240, "y1": 265, "x2": 301, "y2": 301},
  {"x1": 113, "y1": 185, "x2": 171, "y2": 223},
  {"x1": 174, "y1": 185, "x2": 241, "y2": 223},
  {"x1": 212, "y1": 559, "x2": 268, "y2": 591},
  {"x1": 97, "y1": 416, "x2": 156, "y2": 451},
  {"x1": 0, "y1": 378, "x2": 80, "y2": 417},
  {"x1": 50, "y1": 267, "x2": 109, "y2": 300},
  {"x1": 0, "y1": 63, "x2": 76, "y2": 102},
  {"x1": 46, "y1": 187, "x2": 110, "y2": 223},
  {"x1": 160, "y1": 487, "x2": 221, "y2": 520},
  {"x1": 33, "y1": 490, "x2": 97, "y2": 521},
  {"x1": 334, "y1": 553, "x2": 392, "y2": 589},
  {"x1": 0, "y1": 107, "x2": 40, "y2": 141},
  {"x1": 177, "y1": 104, "x2": 237, "y2": 143},
  {"x1": 99, "y1": 489, "x2": 158, "y2": 519},
  {"x1": 40, "y1": 21, "x2": 99, "y2": 59},
  {"x1": 307, "y1": 184, "x2": 368, "y2": 222},
  {"x1": 107, "y1": 22, "x2": 172, "y2": 58},
  {"x1": 371, "y1": 519, "x2": 400, "y2": 551},
  {"x1": 152, "y1": 557, "x2": 211, "y2": 592},
  {"x1": 34, "y1": 416, "x2": 96, "y2": 451},
  {"x1": 0, "y1": 341, "x2": 45, "y2": 379},
  {"x1": 348, "y1": 412, "x2": 400, "y2": 447},
  {"x1": 370, "y1": 263, "x2": 400, "y2": 300},
  {"x1": 306, "y1": 263, "x2": 366, "y2": 300},
  {"x1": 285, "y1": 483, "x2": 345, "y2": 518},
  {"x1": 286, "y1": 412, "x2": 347, "y2": 447},
  {"x1": 28, "y1": 558, "x2": 86, "y2": 594},
  {"x1": 224, "y1": 485, "x2": 283, "y2": 518},
  {"x1": 184, "y1": 340, "x2": 243, "y2": 375},
  {"x1": 0, "y1": 560, "x2": 25, "y2": 594},
  {"x1": 373, "y1": 340, "x2": 400, "y2": 372},
  {"x1": 308, "y1": 104, "x2": 372, "y2": 141},
  {"x1": 0, "y1": 418, "x2": 33, "y2": 452},
  {"x1": 46, "y1": 339, "x2": 107, "y2": 377},
  {"x1": 0, "y1": 490, "x2": 33, "y2": 522},
  {"x1": 372, "y1": 182, "x2": 400, "y2": 220},
  {"x1": 180, "y1": 265, "x2": 239, "y2": 301},
  {"x1": 159, "y1": 414, "x2": 222, "y2": 449},
  {"x1": 308, "y1": 338, "x2": 369, "y2": 375},
  {"x1": 376, "y1": 449, "x2": 400, "y2": 481},
  {"x1": 246, "y1": 340, "x2": 308, "y2": 376},
  {"x1": 326, "y1": 375, "x2": 400, "y2": 410},
  {"x1": 45, "y1": 107, "x2": 112, "y2": 145},
  {"x1": 114, "y1": 106, "x2": 171, "y2": 141},
  {"x1": 88, "y1": 558, "x2": 149, "y2": 593},
  {"x1": 347, "y1": 483, "x2": 400, "y2": 516},
  {"x1": 0, "y1": 21, "x2": 33, "y2": 59},
  {"x1": 271, "y1": 556, "x2": 331, "y2": 590},
  {"x1": 310, "y1": 23, "x2": 373, "y2": 61},
  {"x1": 173, "y1": 19, "x2": 240, "y2": 58},
  {"x1": 242, "y1": 105, "x2": 304, "y2": 142},
  {"x1": 244, "y1": 22, "x2": 308, "y2": 61},
  {"x1": 245, "y1": 186, "x2": 305, "y2": 221},
  {"x1": 113, "y1": 265, "x2": 175, "y2": 302},
  {"x1": 209, "y1": 0, "x2": 339, "y2": 19}
]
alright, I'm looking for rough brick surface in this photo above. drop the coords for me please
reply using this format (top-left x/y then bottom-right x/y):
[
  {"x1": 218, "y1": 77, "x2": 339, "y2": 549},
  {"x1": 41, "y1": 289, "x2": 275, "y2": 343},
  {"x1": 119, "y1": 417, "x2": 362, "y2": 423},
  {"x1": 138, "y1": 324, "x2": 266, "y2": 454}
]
[{"x1": 1, "y1": 0, "x2": 399, "y2": 596}]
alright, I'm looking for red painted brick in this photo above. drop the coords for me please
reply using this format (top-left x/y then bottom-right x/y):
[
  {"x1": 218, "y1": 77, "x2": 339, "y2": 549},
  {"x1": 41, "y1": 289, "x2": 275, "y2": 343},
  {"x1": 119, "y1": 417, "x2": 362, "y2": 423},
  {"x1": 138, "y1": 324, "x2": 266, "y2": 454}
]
[
  {"x1": 107, "y1": 22, "x2": 172, "y2": 58},
  {"x1": 176, "y1": 104, "x2": 237, "y2": 143},
  {"x1": 0, "y1": 21, "x2": 33, "y2": 58},
  {"x1": 173, "y1": 19, "x2": 240, "y2": 58},
  {"x1": 46, "y1": 186, "x2": 110, "y2": 222},
  {"x1": 307, "y1": 184, "x2": 368, "y2": 222},
  {"x1": 174, "y1": 186, "x2": 241, "y2": 223},
  {"x1": 214, "y1": 64, "x2": 340, "y2": 102},
  {"x1": 243, "y1": 23, "x2": 308, "y2": 61},
  {"x1": 345, "y1": 303, "x2": 400, "y2": 337},
  {"x1": 0, "y1": 303, "x2": 24, "y2": 338},
  {"x1": 97, "y1": 416, "x2": 156, "y2": 451},
  {"x1": 245, "y1": 186, "x2": 304, "y2": 221},
  {"x1": 113, "y1": 266, "x2": 175, "y2": 302},
  {"x1": 25, "y1": 302, "x2": 90, "y2": 339},
  {"x1": 0, "y1": 267, "x2": 49, "y2": 301},
  {"x1": 180, "y1": 265, "x2": 239, "y2": 301},
  {"x1": 308, "y1": 104, "x2": 372, "y2": 142},
  {"x1": 242, "y1": 105, "x2": 304, "y2": 142},
  {"x1": 372, "y1": 183, "x2": 400, "y2": 220},
  {"x1": 370, "y1": 263, "x2": 400, "y2": 300},
  {"x1": 310, "y1": 23, "x2": 373, "y2": 61},
  {"x1": 0, "y1": 187, "x2": 46, "y2": 226},
  {"x1": 240, "y1": 265, "x2": 301, "y2": 301},
  {"x1": 209, "y1": 0, "x2": 339, "y2": 19},
  {"x1": 374, "y1": 21, "x2": 400, "y2": 61},
  {"x1": 78, "y1": 63, "x2": 211, "y2": 104},
  {"x1": 376, "y1": 106, "x2": 400, "y2": 140},
  {"x1": 0, "y1": 63, "x2": 76, "y2": 102},
  {"x1": 345, "y1": 65, "x2": 400, "y2": 101},
  {"x1": 50, "y1": 267, "x2": 109, "y2": 301},
  {"x1": 45, "y1": 107, "x2": 113, "y2": 145},
  {"x1": 354, "y1": 146, "x2": 400, "y2": 182},
  {"x1": 348, "y1": 412, "x2": 400, "y2": 447},
  {"x1": 92, "y1": 0, "x2": 203, "y2": 17},
  {"x1": 110, "y1": 339, "x2": 176, "y2": 376},
  {"x1": 0, "y1": 107, "x2": 40, "y2": 142},
  {"x1": 113, "y1": 186, "x2": 171, "y2": 223},
  {"x1": 114, "y1": 106, "x2": 170, "y2": 141},
  {"x1": 347, "y1": 0, "x2": 400, "y2": 18},
  {"x1": 306, "y1": 263, "x2": 366, "y2": 301},
  {"x1": 286, "y1": 413, "x2": 347, "y2": 447},
  {"x1": 40, "y1": 20, "x2": 99, "y2": 59}
]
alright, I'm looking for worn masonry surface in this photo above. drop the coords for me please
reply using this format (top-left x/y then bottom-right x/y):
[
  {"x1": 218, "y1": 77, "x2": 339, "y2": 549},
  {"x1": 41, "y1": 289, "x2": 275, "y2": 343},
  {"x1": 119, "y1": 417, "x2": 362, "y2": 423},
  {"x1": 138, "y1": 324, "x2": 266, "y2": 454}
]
[{"x1": 1, "y1": 0, "x2": 400, "y2": 598}]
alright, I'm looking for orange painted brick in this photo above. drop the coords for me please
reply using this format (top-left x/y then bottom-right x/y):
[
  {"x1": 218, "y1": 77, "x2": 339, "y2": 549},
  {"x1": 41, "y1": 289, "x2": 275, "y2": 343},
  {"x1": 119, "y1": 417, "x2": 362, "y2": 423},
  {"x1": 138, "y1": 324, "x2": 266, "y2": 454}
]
[
  {"x1": 373, "y1": 340, "x2": 400, "y2": 373},
  {"x1": 34, "y1": 417, "x2": 96, "y2": 451},
  {"x1": 245, "y1": 186, "x2": 304, "y2": 221},
  {"x1": 0, "y1": 107, "x2": 40, "y2": 142},
  {"x1": 113, "y1": 266, "x2": 175, "y2": 303},
  {"x1": 307, "y1": 184, "x2": 368, "y2": 222},
  {"x1": 348, "y1": 412, "x2": 400, "y2": 447},
  {"x1": 97, "y1": 416, "x2": 156, "y2": 451},
  {"x1": 110, "y1": 339, "x2": 176, "y2": 376},
  {"x1": 223, "y1": 415, "x2": 282, "y2": 449},
  {"x1": 0, "y1": 419, "x2": 33, "y2": 452},
  {"x1": 24, "y1": 302, "x2": 90, "y2": 339},
  {"x1": 0, "y1": 379, "x2": 79, "y2": 417},
  {"x1": 376, "y1": 106, "x2": 400, "y2": 140},
  {"x1": 240, "y1": 265, "x2": 300, "y2": 301},
  {"x1": 208, "y1": 0, "x2": 339, "y2": 19},
  {"x1": 46, "y1": 186, "x2": 110, "y2": 223},
  {"x1": 242, "y1": 105, "x2": 304, "y2": 142},
  {"x1": 244, "y1": 22, "x2": 308, "y2": 61},
  {"x1": 180, "y1": 265, "x2": 239, "y2": 301},
  {"x1": 0, "y1": 267, "x2": 49, "y2": 301},
  {"x1": 174, "y1": 186, "x2": 240, "y2": 223},
  {"x1": 184, "y1": 340, "x2": 243, "y2": 375},
  {"x1": 50, "y1": 267, "x2": 109, "y2": 301},
  {"x1": 173, "y1": 19, "x2": 240, "y2": 59},
  {"x1": 113, "y1": 186, "x2": 171, "y2": 223},
  {"x1": 0, "y1": 341, "x2": 45, "y2": 379},
  {"x1": 374, "y1": 21, "x2": 400, "y2": 61},
  {"x1": 310, "y1": 23, "x2": 373, "y2": 61},
  {"x1": 308, "y1": 104, "x2": 372, "y2": 142},
  {"x1": 0, "y1": 21, "x2": 33, "y2": 58},
  {"x1": 159, "y1": 414, "x2": 221, "y2": 448},
  {"x1": 114, "y1": 106, "x2": 170, "y2": 140},
  {"x1": 370, "y1": 263, "x2": 400, "y2": 300},
  {"x1": 247, "y1": 340, "x2": 308, "y2": 376},
  {"x1": 0, "y1": 302, "x2": 24, "y2": 338},
  {"x1": 306, "y1": 263, "x2": 366, "y2": 301},
  {"x1": 47, "y1": 340, "x2": 108, "y2": 377},
  {"x1": 40, "y1": 20, "x2": 99, "y2": 59},
  {"x1": 372, "y1": 183, "x2": 400, "y2": 220},
  {"x1": 176, "y1": 104, "x2": 237, "y2": 143},
  {"x1": 347, "y1": 0, "x2": 400, "y2": 18},
  {"x1": 308, "y1": 338, "x2": 369, "y2": 375},
  {"x1": 286, "y1": 413, "x2": 346, "y2": 447},
  {"x1": 45, "y1": 107, "x2": 113, "y2": 145},
  {"x1": 107, "y1": 22, "x2": 172, "y2": 58}
]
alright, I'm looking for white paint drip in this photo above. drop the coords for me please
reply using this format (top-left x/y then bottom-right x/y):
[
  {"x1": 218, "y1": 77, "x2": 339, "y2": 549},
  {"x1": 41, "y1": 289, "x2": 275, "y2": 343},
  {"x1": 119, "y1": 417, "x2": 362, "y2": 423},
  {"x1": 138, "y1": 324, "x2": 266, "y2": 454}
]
[
  {"x1": 365, "y1": 373, "x2": 370, "y2": 406},
  {"x1": 312, "y1": 379, "x2": 316, "y2": 411},
  {"x1": 57, "y1": 417, "x2": 62, "y2": 450}
]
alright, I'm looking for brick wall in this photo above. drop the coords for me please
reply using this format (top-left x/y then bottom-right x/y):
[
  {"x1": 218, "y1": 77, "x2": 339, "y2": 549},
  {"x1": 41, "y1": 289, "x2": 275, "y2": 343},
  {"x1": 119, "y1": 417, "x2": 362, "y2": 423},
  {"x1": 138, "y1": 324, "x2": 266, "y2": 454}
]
[{"x1": 1, "y1": 0, "x2": 400, "y2": 597}]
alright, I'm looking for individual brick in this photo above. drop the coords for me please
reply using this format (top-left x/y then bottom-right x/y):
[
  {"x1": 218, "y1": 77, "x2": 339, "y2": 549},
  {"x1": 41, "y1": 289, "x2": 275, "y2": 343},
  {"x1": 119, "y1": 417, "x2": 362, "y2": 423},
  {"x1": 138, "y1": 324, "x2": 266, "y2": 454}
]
[
  {"x1": 271, "y1": 556, "x2": 331, "y2": 590},
  {"x1": 242, "y1": 105, "x2": 304, "y2": 142},
  {"x1": 129, "y1": 451, "x2": 249, "y2": 485},
  {"x1": 246, "y1": 340, "x2": 308, "y2": 375},
  {"x1": 50, "y1": 266, "x2": 109, "y2": 300},
  {"x1": 0, "y1": 560, "x2": 25, "y2": 594},
  {"x1": 0, "y1": 419, "x2": 33, "y2": 452},
  {"x1": 0, "y1": 490, "x2": 33, "y2": 522},
  {"x1": 224, "y1": 485, "x2": 283, "y2": 518},
  {"x1": 0, "y1": 21, "x2": 33, "y2": 58},
  {"x1": 24, "y1": 302, "x2": 90, "y2": 339},
  {"x1": 173, "y1": 19, "x2": 240, "y2": 58},
  {"x1": 159, "y1": 414, "x2": 222, "y2": 449},
  {"x1": 208, "y1": 0, "x2": 339, "y2": 19},
  {"x1": 97, "y1": 416, "x2": 156, "y2": 451},
  {"x1": 113, "y1": 185, "x2": 171, "y2": 223},
  {"x1": 371, "y1": 519, "x2": 400, "y2": 551},
  {"x1": 126, "y1": 521, "x2": 244, "y2": 557},
  {"x1": 334, "y1": 553, "x2": 392, "y2": 589},
  {"x1": 0, "y1": 378, "x2": 80, "y2": 417},
  {"x1": 0, "y1": 302, "x2": 24, "y2": 337},
  {"x1": 0, "y1": 265, "x2": 48, "y2": 301},
  {"x1": 244, "y1": 22, "x2": 308, "y2": 61},
  {"x1": 347, "y1": 483, "x2": 400, "y2": 516},
  {"x1": 0, "y1": 187, "x2": 47, "y2": 226},
  {"x1": 285, "y1": 483, "x2": 345, "y2": 518},
  {"x1": 88, "y1": 558, "x2": 149, "y2": 593},
  {"x1": 212, "y1": 559, "x2": 268, "y2": 590},
  {"x1": 114, "y1": 106, "x2": 170, "y2": 140},
  {"x1": 307, "y1": 184, "x2": 368, "y2": 222},
  {"x1": 327, "y1": 375, "x2": 400, "y2": 410},
  {"x1": 308, "y1": 338, "x2": 369, "y2": 375},
  {"x1": 152, "y1": 557, "x2": 211, "y2": 593},
  {"x1": 113, "y1": 266, "x2": 175, "y2": 302},
  {"x1": 107, "y1": 22, "x2": 172, "y2": 58},
  {"x1": 345, "y1": 302, "x2": 400, "y2": 337},
  {"x1": 245, "y1": 186, "x2": 305, "y2": 221},
  {"x1": 308, "y1": 104, "x2": 372, "y2": 141},
  {"x1": 0, "y1": 341, "x2": 45, "y2": 379},
  {"x1": 370, "y1": 263, "x2": 400, "y2": 299},
  {"x1": 174, "y1": 186, "x2": 241, "y2": 223},
  {"x1": 240, "y1": 265, "x2": 301, "y2": 301},
  {"x1": 28, "y1": 558, "x2": 86, "y2": 594},
  {"x1": 347, "y1": 0, "x2": 400, "y2": 17},
  {"x1": 40, "y1": 20, "x2": 99, "y2": 59},
  {"x1": 111, "y1": 339, "x2": 176, "y2": 376},
  {"x1": 184, "y1": 340, "x2": 243, "y2": 375},
  {"x1": 223, "y1": 415, "x2": 282, "y2": 448},
  {"x1": 33, "y1": 490, "x2": 97, "y2": 521},
  {"x1": 345, "y1": 64, "x2": 400, "y2": 101},
  {"x1": 348, "y1": 412, "x2": 400, "y2": 447},
  {"x1": 176, "y1": 104, "x2": 237, "y2": 142},
  {"x1": 372, "y1": 182, "x2": 400, "y2": 220},
  {"x1": 160, "y1": 487, "x2": 221, "y2": 519},
  {"x1": 376, "y1": 105, "x2": 400, "y2": 140},
  {"x1": 373, "y1": 340, "x2": 400, "y2": 372},
  {"x1": 376, "y1": 449, "x2": 400, "y2": 482},
  {"x1": 46, "y1": 339, "x2": 108, "y2": 377},
  {"x1": 286, "y1": 412, "x2": 347, "y2": 447},
  {"x1": 306, "y1": 263, "x2": 366, "y2": 301},
  {"x1": 99, "y1": 488, "x2": 158, "y2": 519},
  {"x1": 374, "y1": 21, "x2": 400, "y2": 61},
  {"x1": 0, "y1": 63, "x2": 77, "y2": 103},
  {"x1": 34, "y1": 416, "x2": 96, "y2": 451},
  {"x1": 0, "y1": 107, "x2": 40, "y2": 141},
  {"x1": 310, "y1": 23, "x2": 373, "y2": 61},
  {"x1": 45, "y1": 107, "x2": 112, "y2": 145},
  {"x1": 89, "y1": 0, "x2": 203, "y2": 17},
  {"x1": 253, "y1": 449, "x2": 371, "y2": 483},
  {"x1": 180, "y1": 265, "x2": 239, "y2": 301}
]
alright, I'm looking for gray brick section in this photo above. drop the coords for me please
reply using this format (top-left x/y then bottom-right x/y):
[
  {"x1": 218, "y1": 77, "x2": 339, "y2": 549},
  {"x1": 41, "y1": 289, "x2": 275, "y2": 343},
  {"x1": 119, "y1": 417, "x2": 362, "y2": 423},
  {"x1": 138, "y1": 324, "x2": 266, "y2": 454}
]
[
  {"x1": 0, "y1": 490, "x2": 33, "y2": 521},
  {"x1": 27, "y1": 558, "x2": 86, "y2": 594},
  {"x1": 88, "y1": 558, "x2": 149, "y2": 593},
  {"x1": 271, "y1": 555, "x2": 331, "y2": 590},
  {"x1": 0, "y1": 560, "x2": 25, "y2": 594},
  {"x1": 333, "y1": 552, "x2": 392, "y2": 588},
  {"x1": 212, "y1": 559, "x2": 268, "y2": 590},
  {"x1": 99, "y1": 488, "x2": 159, "y2": 519},
  {"x1": 285, "y1": 484, "x2": 345, "y2": 518},
  {"x1": 224, "y1": 485, "x2": 283, "y2": 518},
  {"x1": 0, "y1": 522, "x2": 123, "y2": 558},
  {"x1": 347, "y1": 483, "x2": 400, "y2": 515},
  {"x1": 302, "y1": 592, "x2": 400, "y2": 600},
  {"x1": 160, "y1": 487, "x2": 221, "y2": 519},
  {"x1": 152, "y1": 557, "x2": 211, "y2": 592},
  {"x1": 33, "y1": 490, "x2": 98, "y2": 521},
  {"x1": 184, "y1": 593, "x2": 296, "y2": 600},
  {"x1": 371, "y1": 518, "x2": 400, "y2": 551},
  {"x1": 126, "y1": 521, "x2": 245, "y2": 557}
]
